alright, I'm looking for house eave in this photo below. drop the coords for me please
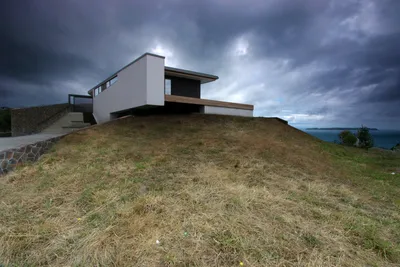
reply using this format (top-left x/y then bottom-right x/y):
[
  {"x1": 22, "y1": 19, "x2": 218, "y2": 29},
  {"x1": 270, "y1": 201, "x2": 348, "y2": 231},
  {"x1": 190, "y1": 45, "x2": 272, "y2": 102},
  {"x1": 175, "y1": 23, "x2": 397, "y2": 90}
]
[
  {"x1": 164, "y1": 66, "x2": 219, "y2": 84},
  {"x1": 87, "y1": 53, "x2": 219, "y2": 95}
]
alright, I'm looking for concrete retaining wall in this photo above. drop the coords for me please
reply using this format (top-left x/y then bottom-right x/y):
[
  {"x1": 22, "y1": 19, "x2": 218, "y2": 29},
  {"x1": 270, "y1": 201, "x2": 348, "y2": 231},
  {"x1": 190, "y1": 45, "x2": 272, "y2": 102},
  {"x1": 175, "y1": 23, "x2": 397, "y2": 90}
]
[
  {"x1": 0, "y1": 135, "x2": 63, "y2": 175},
  {"x1": 11, "y1": 103, "x2": 70, "y2": 136}
]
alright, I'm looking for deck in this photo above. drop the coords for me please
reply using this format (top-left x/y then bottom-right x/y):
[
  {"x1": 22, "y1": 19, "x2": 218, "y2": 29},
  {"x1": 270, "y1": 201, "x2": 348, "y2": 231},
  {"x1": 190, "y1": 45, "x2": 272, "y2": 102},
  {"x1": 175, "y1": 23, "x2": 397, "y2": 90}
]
[{"x1": 164, "y1": 95, "x2": 254, "y2": 110}]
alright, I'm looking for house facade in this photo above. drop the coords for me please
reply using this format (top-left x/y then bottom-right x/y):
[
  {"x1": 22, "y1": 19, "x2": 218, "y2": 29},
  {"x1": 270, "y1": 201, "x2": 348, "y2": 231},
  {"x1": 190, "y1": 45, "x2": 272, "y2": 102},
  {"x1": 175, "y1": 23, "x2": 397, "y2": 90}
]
[
  {"x1": 10, "y1": 52, "x2": 254, "y2": 136},
  {"x1": 89, "y1": 53, "x2": 253, "y2": 123}
]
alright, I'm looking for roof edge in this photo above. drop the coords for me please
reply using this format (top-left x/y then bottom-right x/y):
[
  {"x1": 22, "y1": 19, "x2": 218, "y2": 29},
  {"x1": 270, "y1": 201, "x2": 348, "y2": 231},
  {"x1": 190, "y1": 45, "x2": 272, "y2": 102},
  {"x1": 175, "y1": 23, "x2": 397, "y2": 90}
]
[{"x1": 165, "y1": 66, "x2": 219, "y2": 81}]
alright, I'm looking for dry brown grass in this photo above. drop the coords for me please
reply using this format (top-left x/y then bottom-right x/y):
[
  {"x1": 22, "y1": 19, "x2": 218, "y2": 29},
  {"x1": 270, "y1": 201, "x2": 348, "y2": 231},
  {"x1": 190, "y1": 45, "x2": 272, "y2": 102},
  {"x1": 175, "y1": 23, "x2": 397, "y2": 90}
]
[{"x1": 1, "y1": 114, "x2": 399, "y2": 266}]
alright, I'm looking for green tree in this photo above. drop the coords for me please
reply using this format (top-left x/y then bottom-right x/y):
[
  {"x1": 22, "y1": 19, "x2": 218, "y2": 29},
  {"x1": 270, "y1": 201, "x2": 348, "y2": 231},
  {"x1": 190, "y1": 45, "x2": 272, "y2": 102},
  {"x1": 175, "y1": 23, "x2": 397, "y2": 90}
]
[
  {"x1": 339, "y1": 130, "x2": 357, "y2": 146},
  {"x1": 357, "y1": 126, "x2": 374, "y2": 149}
]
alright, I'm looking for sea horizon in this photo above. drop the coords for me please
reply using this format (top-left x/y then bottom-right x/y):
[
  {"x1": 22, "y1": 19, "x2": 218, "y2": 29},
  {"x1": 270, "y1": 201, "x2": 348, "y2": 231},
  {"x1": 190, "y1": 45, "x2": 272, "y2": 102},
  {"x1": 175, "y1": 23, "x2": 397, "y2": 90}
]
[{"x1": 297, "y1": 128, "x2": 400, "y2": 149}]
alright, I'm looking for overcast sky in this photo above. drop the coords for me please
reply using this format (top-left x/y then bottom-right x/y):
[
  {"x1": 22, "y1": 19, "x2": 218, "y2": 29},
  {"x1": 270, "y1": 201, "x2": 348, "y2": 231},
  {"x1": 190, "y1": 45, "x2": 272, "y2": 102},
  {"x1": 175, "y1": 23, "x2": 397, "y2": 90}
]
[{"x1": 1, "y1": 0, "x2": 399, "y2": 129}]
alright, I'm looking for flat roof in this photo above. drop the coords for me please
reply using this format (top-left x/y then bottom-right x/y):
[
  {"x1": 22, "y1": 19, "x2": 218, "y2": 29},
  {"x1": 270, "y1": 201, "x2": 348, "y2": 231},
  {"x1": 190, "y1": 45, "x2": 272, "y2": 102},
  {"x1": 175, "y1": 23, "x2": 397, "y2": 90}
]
[
  {"x1": 88, "y1": 53, "x2": 218, "y2": 94},
  {"x1": 165, "y1": 66, "x2": 218, "y2": 84}
]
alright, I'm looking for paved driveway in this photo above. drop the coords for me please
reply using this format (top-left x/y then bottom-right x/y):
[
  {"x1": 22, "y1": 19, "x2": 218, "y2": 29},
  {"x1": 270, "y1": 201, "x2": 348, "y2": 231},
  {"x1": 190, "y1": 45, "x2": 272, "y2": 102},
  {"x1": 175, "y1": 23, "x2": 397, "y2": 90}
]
[{"x1": 0, "y1": 133, "x2": 64, "y2": 151}]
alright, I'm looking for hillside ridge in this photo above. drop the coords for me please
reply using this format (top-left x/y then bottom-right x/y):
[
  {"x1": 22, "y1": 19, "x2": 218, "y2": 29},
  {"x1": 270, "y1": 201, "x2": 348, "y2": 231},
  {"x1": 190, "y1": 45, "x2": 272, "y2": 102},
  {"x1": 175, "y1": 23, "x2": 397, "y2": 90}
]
[{"x1": 1, "y1": 114, "x2": 399, "y2": 266}]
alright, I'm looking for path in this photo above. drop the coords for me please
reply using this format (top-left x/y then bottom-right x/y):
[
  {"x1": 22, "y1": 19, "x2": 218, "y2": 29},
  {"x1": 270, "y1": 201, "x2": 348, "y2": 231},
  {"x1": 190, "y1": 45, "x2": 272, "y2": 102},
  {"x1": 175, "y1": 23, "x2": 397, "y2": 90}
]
[{"x1": 0, "y1": 133, "x2": 64, "y2": 152}]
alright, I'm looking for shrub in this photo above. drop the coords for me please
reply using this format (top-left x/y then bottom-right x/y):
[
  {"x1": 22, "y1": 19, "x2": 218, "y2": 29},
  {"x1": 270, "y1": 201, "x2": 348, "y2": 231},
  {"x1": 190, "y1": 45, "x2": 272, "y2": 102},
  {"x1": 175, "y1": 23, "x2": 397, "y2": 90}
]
[
  {"x1": 357, "y1": 126, "x2": 374, "y2": 149},
  {"x1": 0, "y1": 109, "x2": 11, "y2": 132},
  {"x1": 391, "y1": 143, "x2": 400, "y2": 151},
  {"x1": 339, "y1": 130, "x2": 357, "y2": 146}
]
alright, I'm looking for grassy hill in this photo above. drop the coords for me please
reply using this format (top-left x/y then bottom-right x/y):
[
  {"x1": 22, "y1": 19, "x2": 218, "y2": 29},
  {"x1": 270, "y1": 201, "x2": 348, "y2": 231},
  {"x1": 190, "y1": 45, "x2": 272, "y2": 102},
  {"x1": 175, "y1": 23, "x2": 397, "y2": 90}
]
[{"x1": 1, "y1": 114, "x2": 399, "y2": 266}]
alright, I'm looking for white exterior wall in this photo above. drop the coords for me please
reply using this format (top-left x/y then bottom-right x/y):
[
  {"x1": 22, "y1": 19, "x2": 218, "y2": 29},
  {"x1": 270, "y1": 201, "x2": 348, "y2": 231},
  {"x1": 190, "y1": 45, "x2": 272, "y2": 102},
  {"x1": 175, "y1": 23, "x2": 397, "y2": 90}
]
[
  {"x1": 201, "y1": 106, "x2": 253, "y2": 117},
  {"x1": 146, "y1": 55, "x2": 165, "y2": 106},
  {"x1": 93, "y1": 54, "x2": 165, "y2": 123}
]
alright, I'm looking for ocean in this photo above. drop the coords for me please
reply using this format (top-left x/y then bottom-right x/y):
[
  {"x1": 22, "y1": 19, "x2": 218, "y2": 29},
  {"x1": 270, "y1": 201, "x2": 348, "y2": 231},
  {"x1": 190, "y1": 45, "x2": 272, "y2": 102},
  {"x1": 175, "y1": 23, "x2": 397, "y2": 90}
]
[{"x1": 302, "y1": 129, "x2": 400, "y2": 149}]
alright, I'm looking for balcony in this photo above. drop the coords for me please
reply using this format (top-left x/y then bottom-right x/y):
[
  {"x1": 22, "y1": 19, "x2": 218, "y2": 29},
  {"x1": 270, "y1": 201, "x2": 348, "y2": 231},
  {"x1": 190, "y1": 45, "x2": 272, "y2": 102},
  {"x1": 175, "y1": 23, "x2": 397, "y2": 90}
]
[{"x1": 164, "y1": 95, "x2": 254, "y2": 110}]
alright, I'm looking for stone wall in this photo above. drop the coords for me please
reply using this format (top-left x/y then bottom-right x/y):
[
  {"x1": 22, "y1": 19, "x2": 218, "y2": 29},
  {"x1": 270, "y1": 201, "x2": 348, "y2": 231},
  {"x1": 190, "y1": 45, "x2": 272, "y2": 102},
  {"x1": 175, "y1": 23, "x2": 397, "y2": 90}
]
[
  {"x1": 11, "y1": 103, "x2": 70, "y2": 136},
  {"x1": 0, "y1": 135, "x2": 63, "y2": 175}
]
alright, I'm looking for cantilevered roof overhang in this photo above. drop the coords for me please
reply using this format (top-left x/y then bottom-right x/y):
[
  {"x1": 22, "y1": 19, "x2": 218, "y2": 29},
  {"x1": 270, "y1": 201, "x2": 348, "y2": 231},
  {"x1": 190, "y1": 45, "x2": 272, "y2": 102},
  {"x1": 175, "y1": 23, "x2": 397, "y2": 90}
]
[
  {"x1": 87, "y1": 52, "x2": 218, "y2": 95},
  {"x1": 165, "y1": 66, "x2": 218, "y2": 84}
]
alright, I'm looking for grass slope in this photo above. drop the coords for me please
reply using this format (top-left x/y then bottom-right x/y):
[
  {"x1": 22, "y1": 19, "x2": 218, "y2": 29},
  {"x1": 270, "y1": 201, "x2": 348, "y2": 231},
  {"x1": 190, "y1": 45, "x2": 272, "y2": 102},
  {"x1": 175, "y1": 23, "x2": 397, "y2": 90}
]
[{"x1": 1, "y1": 114, "x2": 399, "y2": 266}]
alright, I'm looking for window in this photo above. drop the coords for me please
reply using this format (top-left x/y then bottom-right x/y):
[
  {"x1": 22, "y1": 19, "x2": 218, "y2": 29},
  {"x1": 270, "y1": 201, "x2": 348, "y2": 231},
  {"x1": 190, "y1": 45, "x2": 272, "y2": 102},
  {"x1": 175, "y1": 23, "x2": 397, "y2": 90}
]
[
  {"x1": 106, "y1": 76, "x2": 118, "y2": 88},
  {"x1": 110, "y1": 76, "x2": 118, "y2": 86},
  {"x1": 93, "y1": 75, "x2": 118, "y2": 97},
  {"x1": 165, "y1": 79, "x2": 171, "y2": 95},
  {"x1": 94, "y1": 86, "x2": 102, "y2": 97}
]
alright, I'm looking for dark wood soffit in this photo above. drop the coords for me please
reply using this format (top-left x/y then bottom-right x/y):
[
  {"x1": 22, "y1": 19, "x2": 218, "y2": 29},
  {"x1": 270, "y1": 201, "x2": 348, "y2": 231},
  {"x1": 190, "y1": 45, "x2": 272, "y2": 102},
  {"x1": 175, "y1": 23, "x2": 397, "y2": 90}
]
[{"x1": 164, "y1": 95, "x2": 254, "y2": 110}]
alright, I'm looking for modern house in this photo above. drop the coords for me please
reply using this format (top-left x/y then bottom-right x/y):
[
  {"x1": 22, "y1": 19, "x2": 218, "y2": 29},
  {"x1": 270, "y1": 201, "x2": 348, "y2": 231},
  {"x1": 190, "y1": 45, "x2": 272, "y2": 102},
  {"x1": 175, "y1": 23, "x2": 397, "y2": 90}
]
[
  {"x1": 89, "y1": 52, "x2": 253, "y2": 123},
  {"x1": 10, "y1": 52, "x2": 254, "y2": 136}
]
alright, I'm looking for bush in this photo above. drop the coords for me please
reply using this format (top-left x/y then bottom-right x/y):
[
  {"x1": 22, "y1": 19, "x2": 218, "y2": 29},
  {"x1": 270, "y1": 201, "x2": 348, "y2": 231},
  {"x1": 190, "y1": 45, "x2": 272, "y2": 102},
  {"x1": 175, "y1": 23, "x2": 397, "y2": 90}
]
[
  {"x1": 391, "y1": 143, "x2": 400, "y2": 151},
  {"x1": 339, "y1": 130, "x2": 357, "y2": 146},
  {"x1": 357, "y1": 126, "x2": 374, "y2": 149},
  {"x1": 0, "y1": 109, "x2": 11, "y2": 132}
]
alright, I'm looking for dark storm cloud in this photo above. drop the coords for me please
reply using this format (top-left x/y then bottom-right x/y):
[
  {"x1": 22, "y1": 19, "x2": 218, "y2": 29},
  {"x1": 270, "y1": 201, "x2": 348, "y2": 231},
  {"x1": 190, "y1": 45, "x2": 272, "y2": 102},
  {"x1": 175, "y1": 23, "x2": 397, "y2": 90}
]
[
  {"x1": 0, "y1": 86, "x2": 16, "y2": 99},
  {"x1": 363, "y1": 78, "x2": 400, "y2": 103},
  {"x1": 0, "y1": 0, "x2": 399, "y2": 128},
  {"x1": 0, "y1": 39, "x2": 95, "y2": 84}
]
